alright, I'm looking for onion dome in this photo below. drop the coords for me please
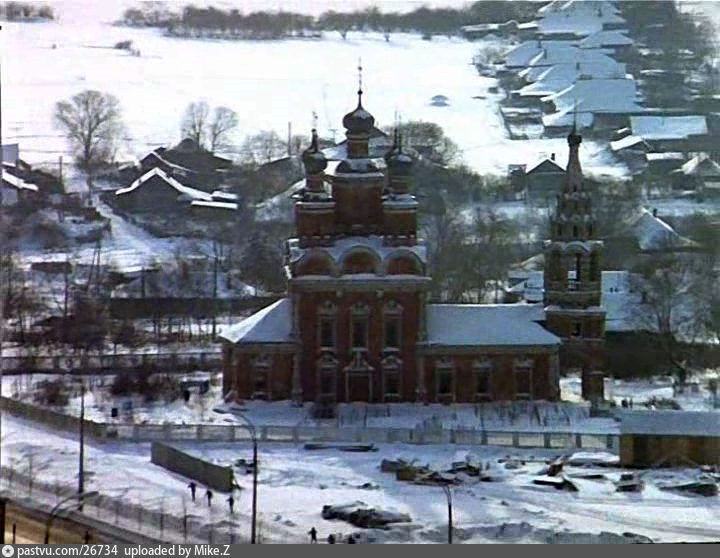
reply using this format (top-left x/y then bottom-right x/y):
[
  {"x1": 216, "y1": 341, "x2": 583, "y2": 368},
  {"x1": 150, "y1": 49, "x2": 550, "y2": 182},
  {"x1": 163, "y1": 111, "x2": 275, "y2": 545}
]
[
  {"x1": 386, "y1": 132, "x2": 413, "y2": 177},
  {"x1": 342, "y1": 90, "x2": 375, "y2": 135},
  {"x1": 302, "y1": 129, "x2": 327, "y2": 175}
]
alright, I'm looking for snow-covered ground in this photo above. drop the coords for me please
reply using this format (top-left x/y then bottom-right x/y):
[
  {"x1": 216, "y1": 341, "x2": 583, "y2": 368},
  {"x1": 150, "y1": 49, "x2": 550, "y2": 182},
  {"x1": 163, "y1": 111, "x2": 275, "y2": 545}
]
[
  {"x1": 2, "y1": 9, "x2": 626, "y2": 180},
  {"x1": 2, "y1": 413, "x2": 719, "y2": 544}
]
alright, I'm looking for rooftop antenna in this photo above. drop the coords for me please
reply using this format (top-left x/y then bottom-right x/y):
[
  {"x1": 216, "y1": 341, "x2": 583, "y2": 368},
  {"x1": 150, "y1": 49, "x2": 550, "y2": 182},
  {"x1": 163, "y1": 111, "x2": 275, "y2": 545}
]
[{"x1": 572, "y1": 98, "x2": 580, "y2": 133}]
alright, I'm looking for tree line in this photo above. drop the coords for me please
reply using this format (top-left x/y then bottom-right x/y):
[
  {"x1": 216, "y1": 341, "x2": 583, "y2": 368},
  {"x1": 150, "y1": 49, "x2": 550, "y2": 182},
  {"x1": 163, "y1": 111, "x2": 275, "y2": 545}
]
[
  {"x1": 121, "y1": 1, "x2": 539, "y2": 39},
  {"x1": 0, "y1": 2, "x2": 54, "y2": 21}
]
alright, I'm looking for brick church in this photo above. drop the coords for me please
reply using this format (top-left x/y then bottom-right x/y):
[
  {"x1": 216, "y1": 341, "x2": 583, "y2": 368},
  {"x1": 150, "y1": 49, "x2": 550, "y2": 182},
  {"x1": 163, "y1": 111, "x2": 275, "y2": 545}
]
[{"x1": 220, "y1": 87, "x2": 606, "y2": 405}]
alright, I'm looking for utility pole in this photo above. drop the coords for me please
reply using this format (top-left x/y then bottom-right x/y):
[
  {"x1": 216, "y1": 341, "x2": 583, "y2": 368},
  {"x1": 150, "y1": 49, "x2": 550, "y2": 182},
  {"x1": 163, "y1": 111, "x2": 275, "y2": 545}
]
[
  {"x1": 78, "y1": 381, "x2": 85, "y2": 511},
  {"x1": 442, "y1": 485, "x2": 453, "y2": 544}
]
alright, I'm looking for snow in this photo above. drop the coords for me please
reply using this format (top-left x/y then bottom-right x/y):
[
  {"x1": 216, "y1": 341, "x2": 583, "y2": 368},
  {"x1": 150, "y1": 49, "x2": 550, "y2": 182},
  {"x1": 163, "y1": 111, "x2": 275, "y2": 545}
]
[
  {"x1": 609, "y1": 135, "x2": 647, "y2": 152},
  {"x1": 3, "y1": 411, "x2": 720, "y2": 544},
  {"x1": 426, "y1": 304, "x2": 560, "y2": 347},
  {"x1": 578, "y1": 30, "x2": 633, "y2": 48},
  {"x1": 542, "y1": 78, "x2": 642, "y2": 114},
  {"x1": 218, "y1": 298, "x2": 292, "y2": 345},
  {"x1": 674, "y1": 154, "x2": 720, "y2": 177},
  {"x1": 190, "y1": 200, "x2": 239, "y2": 211},
  {"x1": 628, "y1": 209, "x2": 698, "y2": 251},
  {"x1": 630, "y1": 115, "x2": 708, "y2": 141},
  {"x1": 0, "y1": 18, "x2": 628, "y2": 180},
  {"x1": 1, "y1": 171, "x2": 39, "y2": 192}
]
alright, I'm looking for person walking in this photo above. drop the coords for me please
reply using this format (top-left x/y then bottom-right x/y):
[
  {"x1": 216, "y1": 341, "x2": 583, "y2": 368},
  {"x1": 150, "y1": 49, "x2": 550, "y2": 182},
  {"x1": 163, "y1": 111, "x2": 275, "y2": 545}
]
[
  {"x1": 205, "y1": 489, "x2": 213, "y2": 508},
  {"x1": 327, "y1": 534, "x2": 336, "y2": 544},
  {"x1": 308, "y1": 527, "x2": 318, "y2": 543},
  {"x1": 227, "y1": 495, "x2": 235, "y2": 514},
  {"x1": 347, "y1": 535, "x2": 356, "y2": 544},
  {"x1": 188, "y1": 481, "x2": 197, "y2": 502}
]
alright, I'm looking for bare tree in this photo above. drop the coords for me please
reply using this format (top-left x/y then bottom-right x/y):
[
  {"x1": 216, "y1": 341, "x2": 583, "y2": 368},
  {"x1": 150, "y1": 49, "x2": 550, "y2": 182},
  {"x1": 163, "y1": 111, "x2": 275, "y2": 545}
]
[
  {"x1": 54, "y1": 90, "x2": 124, "y2": 194},
  {"x1": 181, "y1": 102, "x2": 239, "y2": 154},
  {"x1": 240, "y1": 130, "x2": 286, "y2": 166},
  {"x1": 208, "y1": 106, "x2": 239, "y2": 153},
  {"x1": 181, "y1": 101, "x2": 210, "y2": 148}
]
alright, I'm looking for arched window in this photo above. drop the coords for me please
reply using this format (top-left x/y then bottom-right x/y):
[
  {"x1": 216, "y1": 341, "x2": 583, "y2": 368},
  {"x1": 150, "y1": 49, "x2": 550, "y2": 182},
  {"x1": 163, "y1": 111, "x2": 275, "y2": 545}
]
[
  {"x1": 317, "y1": 301, "x2": 337, "y2": 352},
  {"x1": 252, "y1": 354, "x2": 272, "y2": 400},
  {"x1": 317, "y1": 353, "x2": 338, "y2": 398},
  {"x1": 381, "y1": 355, "x2": 402, "y2": 401},
  {"x1": 351, "y1": 302, "x2": 370, "y2": 351}
]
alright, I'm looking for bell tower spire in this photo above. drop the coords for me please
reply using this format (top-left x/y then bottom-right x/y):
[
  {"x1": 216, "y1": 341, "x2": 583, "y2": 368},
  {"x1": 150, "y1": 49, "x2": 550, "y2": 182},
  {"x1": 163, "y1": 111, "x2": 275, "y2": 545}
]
[{"x1": 543, "y1": 128, "x2": 606, "y2": 403}]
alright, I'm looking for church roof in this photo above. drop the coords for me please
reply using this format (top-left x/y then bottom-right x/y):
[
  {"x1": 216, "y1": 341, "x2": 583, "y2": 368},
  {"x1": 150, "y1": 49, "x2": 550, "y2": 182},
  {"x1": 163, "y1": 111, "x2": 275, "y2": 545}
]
[
  {"x1": 218, "y1": 298, "x2": 293, "y2": 345},
  {"x1": 426, "y1": 304, "x2": 560, "y2": 348}
]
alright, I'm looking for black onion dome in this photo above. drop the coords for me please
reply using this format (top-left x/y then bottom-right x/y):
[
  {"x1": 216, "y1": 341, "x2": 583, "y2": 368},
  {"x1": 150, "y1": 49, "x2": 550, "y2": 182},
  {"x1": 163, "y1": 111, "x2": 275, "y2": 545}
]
[
  {"x1": 386, "y1": 132, "x2": 413, "y2": 176},
  {"x1": 342, "y1": 91, "x2": 375, "y2": 135},
  {"x1": 302, "y1": 129, "x2": 327, "y2": 174}
]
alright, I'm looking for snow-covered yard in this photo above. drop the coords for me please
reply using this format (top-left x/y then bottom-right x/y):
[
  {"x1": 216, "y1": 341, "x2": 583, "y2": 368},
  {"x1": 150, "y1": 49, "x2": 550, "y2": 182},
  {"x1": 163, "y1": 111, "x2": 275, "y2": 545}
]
[{"x1": 2, "y1": 413, "x2": 719, "y2": 544}]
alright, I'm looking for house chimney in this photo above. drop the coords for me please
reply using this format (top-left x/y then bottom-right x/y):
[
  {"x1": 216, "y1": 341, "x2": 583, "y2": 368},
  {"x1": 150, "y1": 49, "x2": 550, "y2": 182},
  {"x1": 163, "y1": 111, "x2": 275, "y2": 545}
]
[
  {"x1": 551, "y1": 153, "x2": 556, "y2": 161},
  {"x1": 652, "y1": 208, "x2": 658, "y2": 217}
]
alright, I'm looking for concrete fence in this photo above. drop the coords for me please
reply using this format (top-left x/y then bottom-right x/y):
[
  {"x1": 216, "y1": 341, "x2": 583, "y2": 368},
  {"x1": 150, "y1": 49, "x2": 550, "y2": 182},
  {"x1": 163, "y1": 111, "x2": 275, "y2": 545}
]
[
  {"x1": 0, "y1": 396, "x2": 619, "y2": 452},
  {"x1": 151, "y1": 442, "x2": 235, "y2": 492},
  {"x1": 0, "y1": 351, "x2": 221, "y2": 375}
]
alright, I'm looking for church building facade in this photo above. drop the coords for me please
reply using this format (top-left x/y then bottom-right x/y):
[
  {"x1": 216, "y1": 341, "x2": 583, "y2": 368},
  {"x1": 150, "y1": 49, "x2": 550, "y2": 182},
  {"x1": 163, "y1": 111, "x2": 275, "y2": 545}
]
[{"x1": 220, "y1": 89, "x2": 605, "y2": 405}]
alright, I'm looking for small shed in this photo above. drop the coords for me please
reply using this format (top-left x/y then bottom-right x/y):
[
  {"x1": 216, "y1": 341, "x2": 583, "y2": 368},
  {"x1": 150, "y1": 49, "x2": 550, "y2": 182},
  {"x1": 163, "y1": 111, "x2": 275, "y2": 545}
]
[{"x1": 618, "y1": 410, "x2": 720, "y2": 467}]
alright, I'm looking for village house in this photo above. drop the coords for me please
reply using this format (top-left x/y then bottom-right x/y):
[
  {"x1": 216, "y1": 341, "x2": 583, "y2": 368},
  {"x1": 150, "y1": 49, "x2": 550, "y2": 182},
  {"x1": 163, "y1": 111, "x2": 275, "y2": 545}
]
[
  {"x1": 220, "y1": 88, "x2": 607, "y2": 407},
  {"x1": 137, "y1": 138, "x2": 233, "y2": 191},
  {"x1": 508, "y1": 154, "x2": 566, "y2": 204},
  {"x1": 670, "y1": 154, "x2": 720, "y2": 197},
  {"x1": 629, "y1": 115, "x2": 710, "y2": 153}
]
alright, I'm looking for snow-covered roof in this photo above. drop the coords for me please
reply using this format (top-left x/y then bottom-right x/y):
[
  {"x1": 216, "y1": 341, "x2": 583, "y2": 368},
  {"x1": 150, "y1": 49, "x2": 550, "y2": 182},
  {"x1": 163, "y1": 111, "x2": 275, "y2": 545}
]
[
  {"x1": 115, "y1": 167, "x2": 212, "y2": 201},
  {"x1": 672, "y1": 154, "x2": 720, "y2": 177},
  {"x1": 646, "y1": 152, "x2": 685, "y2": 162},
  {"x1": 503, "y1": 40, "x2": 577, "y2": 68},
  {"x1": 523, "y1": 48, "x2": 616, "y2": 76},
  {"x1": 539, "y1": 0, "x2": 621, "y2": 17},
  {"x1": 426, "y1": 304, "x2": 560, "y2": 347},
  {"x1": 190, "y1": 200, "x2": 238, "y2": 211},
  {"x1": 538, "y1": 9, "x2": 626, "y2": 38},
  {"x1": 211, "y1": 191, "x2": 239, "y2": 202},
  {"x1": 610, "y1": 135, "x2": 649, "y2": 152},
  {"x1": 218, "y1": 298, "x2": 293, "y2": 345},
  {"x1": 618, "y1": 410, "x2": 720, "y2": 437},
  {"x1": 2, "y1": 143, "x2": 19, "y2": 165},
  {"x1": 521, "y1": 58, "x2": 626, "y2": 85},
  {"x1": 526, "y1": 157, "x2": 564, "y2": 175},
  {"x1": 1, "y1": 171, "x2": 39, "y2": 192},
  {"x1": 627, "y1": 209, "x2": 698, "y2": 251},
  {"x1": 542, "y1": 78, "x2": 641, "y2": 114},
  {"x1": 630, "y1": 115, "x2": 708, "y2": 141},
  {"x1": 578, "y1": 30, "x2": 633, "y2": 48},
  {"x1": 542, "y1": 108, "x2": 594, "y2": 129}
]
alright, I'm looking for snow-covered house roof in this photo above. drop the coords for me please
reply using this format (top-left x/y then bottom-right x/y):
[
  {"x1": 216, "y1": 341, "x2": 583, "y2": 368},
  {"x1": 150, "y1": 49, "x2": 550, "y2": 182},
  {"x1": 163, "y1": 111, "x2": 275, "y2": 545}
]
[
  {"x1": 218, "y1": 298, "x2": 293, "y2": 346},
  {"x1": 542, "y1": 78, "x2": 641, "y2": 114},
  {"x1": 523, "y1": 48, "x2": 616, "y2": 76},
  {"x1": 542, "y1": 107, "x2": 595, "y2": 129},
  {"x1": 1, "y1": 171, "x2": 39, "y2": 192},
  {"x1": 645, "y1": 152, "x2": 685, "y2": 163},
  {"x1": 425, "y1": 304, "x2": 560, "y2": 348},
  {"x1": 672, "y1": 154, "x2": 720, "y2": 177},
  {"x1": 618, "y1": 410, "x2": 720, "y2": 437},
  {"x1": 538, "y1": 0, "x2": 621, "y2": 17},
  {"x1": 2, "y1": 143, "x2": 19, "y2": 165},
  {"x1": 190, "y1": 200, "x2": 238, "y2": 211},
  {"x1": 626, "y1": 209, "x2": 698, "y2": 252},
  {"x1": 630, "y1": 115, "x2": 708, "y2": 141},
  {"x1": 526, "y1": 157, "x2": 565, "y2": 175},
  {"x1": 610, "y1": 135, "x2": 650, "y2": 152},
  {"x1": 578, "y1": 30, "x2": 633, "y2": 48},
  {"x1": 503, "y1": 40, "x2": 576, "y2": 68},
  {"x1": 115, "y1": 167, "x2": 212, "y2": 201},
  {"x1": 522, "y1": 58, "x2": 626, "y2": 85},
  {"x1": 538, "y1": 8, "x2": 626, "y2": 38}
]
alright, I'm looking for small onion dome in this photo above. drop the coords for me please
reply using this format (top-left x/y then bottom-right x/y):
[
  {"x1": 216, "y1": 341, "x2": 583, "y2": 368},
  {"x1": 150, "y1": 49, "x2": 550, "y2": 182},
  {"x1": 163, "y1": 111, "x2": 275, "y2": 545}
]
[
  {"x1": 387, "y1": 149, "x2": 414, "y2": 177},
  {"x1": 302, "y1": 129, "x2": 327, "y2": 175},
  {"x1": 386, "y1": 132, "x2": 413, "y2": 176},
  {"x1": 342, "y1": 91, "x2": 375, "y2": 135},
  {"x1": 567, "y1": 124, "x2": 582, "y2": 147}
]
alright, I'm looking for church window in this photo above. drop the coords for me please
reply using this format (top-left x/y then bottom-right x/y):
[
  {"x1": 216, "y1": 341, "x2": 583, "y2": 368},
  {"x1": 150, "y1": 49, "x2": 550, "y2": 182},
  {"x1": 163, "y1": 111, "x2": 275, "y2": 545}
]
[
  {"x1": 514, "y1": 357, "x2": 533, "y2": 400},
  {"x1": 572, "y1": 322, "x2": 582, "y2": 337},
  {"x1": 317, "y1": 354, "x2": 338, "y2": 397},
  {"x1": 473, "y1": 358, "x2": 492, "y2": 400},
  {"x1": 590, "y1": 252, "x2": 600, "y2": 281},
  {"x1": 318, "y1": 301, "x2": 337, "y2": 352},
  {"x1": 350, "y1": 302, "x2": 370, "y2": 351},
  {"x1": 435, "y1": 358, "x2": 454, "y2": 400},
  {"x1": 252, "y1": 354, "x2": 272, "y2": 399},
  {"x1": 575, "y1": 254, "x2": 582, "y2": 282},
  {"x1": 572, "y1": 225, "x2": 579, "y2": 237},
  {"x1": 383, "y1": 300, "x2": 402, "y2": 350}
]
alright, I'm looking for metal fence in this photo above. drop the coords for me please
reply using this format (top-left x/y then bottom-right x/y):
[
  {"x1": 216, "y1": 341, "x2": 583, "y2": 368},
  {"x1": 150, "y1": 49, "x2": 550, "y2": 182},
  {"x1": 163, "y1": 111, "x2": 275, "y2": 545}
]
[
  {"x1": 0, "y1": 396, "x2": 619, "y2": 452},
  {"x1": 1, "y1": 466, "x2": 247, "y2": 544}
]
